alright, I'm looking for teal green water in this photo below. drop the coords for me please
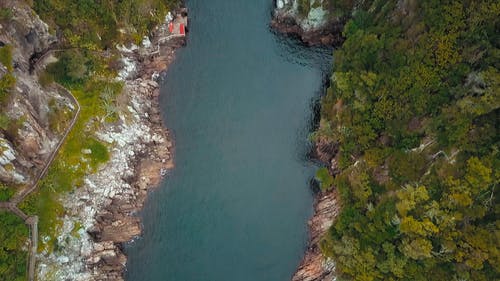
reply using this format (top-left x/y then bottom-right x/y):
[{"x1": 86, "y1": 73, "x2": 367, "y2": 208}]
[{"x1": 125, "y1": 1, "x2": 331, "y2": 280}]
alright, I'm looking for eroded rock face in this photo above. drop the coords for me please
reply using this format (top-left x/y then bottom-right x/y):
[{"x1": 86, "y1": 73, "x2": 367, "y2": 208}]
[
  {"x1": 292, "y1": 191, "x2": 339, "y2": 281},
  {"x1": 271, "y1": 0, "x2": 345, "y2": 45},
  {"x1": 2, "y1": 3, "x2": 57, "y2": 72},
  {"x1": 286, "y1": 0, "x2": 329, "y2": 31},
  {"x1": 0, "y1": 2, "x2": 72, "y2": 186}
]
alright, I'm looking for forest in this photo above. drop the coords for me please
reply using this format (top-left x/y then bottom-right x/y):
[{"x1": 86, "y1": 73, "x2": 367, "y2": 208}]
[{"x1": 314, "y1": 0, "x2": 499, "y2": 280}]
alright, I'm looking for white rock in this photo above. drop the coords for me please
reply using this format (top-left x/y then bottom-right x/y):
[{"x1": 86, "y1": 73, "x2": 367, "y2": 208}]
[
  {"x1": 165, "y1": 12, "x2": 173, "y2": 23},
  {"x1": 94, "y1": 243, "x2": 105, "y2": 252},
  {"x1": 142, "y1": 36, "x2": 152, "y2": 48},
  {"x1": 57, "y1": 256, "x2": 70, "y2": 263}
]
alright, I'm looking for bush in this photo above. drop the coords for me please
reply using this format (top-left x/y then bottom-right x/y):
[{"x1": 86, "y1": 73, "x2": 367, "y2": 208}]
[
  {"x1": 0, "y1": 211, "x2": 28, "y2": 281},
  {"x1": 0, "y1": 45, "x2": 15, "y2": 107},
  {"x1": 0, "y1": 8, "x2": 13, "y2": 21},
  {"x1": 45, "y1": 50, "x2": 89, "y2": 86},
  {"x1": 316, "y1": 167, "x2": 334, "y2": 191},
  {"x1": 0, "y1": 184, "x2": 15, "y2": 201}
]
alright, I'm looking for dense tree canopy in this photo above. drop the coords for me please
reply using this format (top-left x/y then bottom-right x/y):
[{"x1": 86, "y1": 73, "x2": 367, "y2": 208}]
[
  {"x1": 33, "y1": 0, "x2": 180, "y2": 48},
  {"x1": 316, "y1": 1, "x2": 499, "y2": 280},
  {"x1": 0, "y1": 212, "x2": 28, "y2": 281}
]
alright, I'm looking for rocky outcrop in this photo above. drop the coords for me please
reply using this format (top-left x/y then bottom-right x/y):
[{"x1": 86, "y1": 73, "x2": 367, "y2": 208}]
[
  {"x1": 0, "y1": 1, "x2": 71, "y2": 187},
  {"x1": 271, "y1": 0, "x2": 345, "y2": 45},
  {"x1": 293, "y1": 191, "x2": 339, "y2": 281},
  {"x1": 288, "y1": 133, "x2": 342, "y2": 281}
]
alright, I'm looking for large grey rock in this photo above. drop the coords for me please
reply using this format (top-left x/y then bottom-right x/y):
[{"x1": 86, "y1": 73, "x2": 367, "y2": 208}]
[{"x1": 0, "y1": 2, "x2": 71, "y2": 186}]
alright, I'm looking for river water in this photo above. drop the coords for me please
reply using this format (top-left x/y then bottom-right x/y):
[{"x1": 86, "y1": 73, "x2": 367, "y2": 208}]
[{"x1": 125, "y1": 1, "x2": 331, "y2": 280}]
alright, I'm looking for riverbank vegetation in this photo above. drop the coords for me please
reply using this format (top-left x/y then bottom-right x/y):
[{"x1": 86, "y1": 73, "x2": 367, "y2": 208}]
[
  {"x1": 20, "y1": 69, "x2": 119, "y2": 251},
  {"x1": 0, "y1": 211, "x2": 28, "y2": 281},
  {"x1": 315, "y1": 1, "x2": 499, "y2": 280},
  {"x1": 15, "y1": 0, "x2": 178, "y2": 252}
]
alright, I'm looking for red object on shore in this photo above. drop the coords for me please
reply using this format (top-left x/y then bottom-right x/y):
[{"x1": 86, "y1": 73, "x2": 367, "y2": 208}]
[
  {"x1": 179, "y1": 23, "x2": 185, "y2": 35},
  {"x1": 168, "y1": 22, "x2": 174, "y2": 33}
]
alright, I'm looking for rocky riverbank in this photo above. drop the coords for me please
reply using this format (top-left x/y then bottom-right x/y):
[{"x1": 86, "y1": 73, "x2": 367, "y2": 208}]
[
  {"x1": 291, "y1": 139, "x2": 341, "y2": 281},
  {"x1": 271, "y1": 2, "x2": 343, "y2": 281},
  {"x1": 292, "y1": 191, "x2": 339, "y2": 281},
  {"x1": 35, "y1": 16, "x2": 187, "y2": 281}
]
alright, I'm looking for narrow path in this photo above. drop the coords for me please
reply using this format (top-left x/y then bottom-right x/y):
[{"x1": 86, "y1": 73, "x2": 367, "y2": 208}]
[
  {"x1": 26, "y1": 216, "x2": 38, "y2": 281},
  {"x1": 0, "y1": 51, "x2": 81, "y2": 281},
  {"x1": 11, "y1": 83, "x2": 81, "y2": 204}
]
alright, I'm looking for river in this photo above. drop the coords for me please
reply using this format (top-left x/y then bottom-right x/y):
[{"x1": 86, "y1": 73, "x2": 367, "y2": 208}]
[{"x1": 125, "y1": 1, "x2": 331, "y2": 280}]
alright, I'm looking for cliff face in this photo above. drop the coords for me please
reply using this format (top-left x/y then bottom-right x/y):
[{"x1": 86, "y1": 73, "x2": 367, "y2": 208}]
[{"x1": 0, "y1": 2, "x2": 68, "y2": 187}]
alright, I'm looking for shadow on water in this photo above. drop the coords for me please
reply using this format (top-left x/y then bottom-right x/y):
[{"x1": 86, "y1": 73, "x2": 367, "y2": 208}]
[{"x1": 273, "y1": 34, "x2": 333, "y2": 165}]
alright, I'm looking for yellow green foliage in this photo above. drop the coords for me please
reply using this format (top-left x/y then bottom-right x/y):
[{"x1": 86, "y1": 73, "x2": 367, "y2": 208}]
[{"x1": 318, "y1": 0, "x2": 500, "y2": 280}]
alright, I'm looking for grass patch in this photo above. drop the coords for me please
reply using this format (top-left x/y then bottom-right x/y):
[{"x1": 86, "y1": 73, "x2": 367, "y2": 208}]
[
  {"x1": 0, "y1": 211, "x2": 28, "y2": 281},
  {"x1": 86, "y1": 138, "x2": 109, "y2": 169},
  {"x1": 0, "y1": 45, "x2": 13, "y2": 71},
  {"x1": 33, "y1": 0, "x2": 179, "y2": 48},
  {"x1": 0, "y1": 113, "x2": 9, "y2": 130},
  {"x1": 315, "y1": 167, "x2": 334, "y2": 191},
  {"x1": 1, "y1": 115, "x2": 26, "y2": 142},
  {"x1": 47, "y1": 98, "x2": 73, "y2": 135},
  {"x1": 38, "y1": 71, "x2": 54, "y2": 88},
  {"x1": 0, "y1": 45, "x2": 15, "y2": 107},
  {"x1": 0, "y1": 183, "x2": 15, "y2": 201},
  {"x1": 0, "y1": 8, "x2": 13, "y2": 21},
  {"x1": 70, "y1": 221, "x2": 83, "y2": 238}
]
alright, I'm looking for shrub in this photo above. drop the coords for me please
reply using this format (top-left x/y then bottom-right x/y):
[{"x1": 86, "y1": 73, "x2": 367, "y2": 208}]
[
  {"x1": 0, "y1": 211, "x2": 28, "y2": 281},
  {"x1": 0, "y1": 8, "x2": 13, "y2": 21},
  {"x1": 316, "y1": 167, "x2": 334, "y2": 191}
]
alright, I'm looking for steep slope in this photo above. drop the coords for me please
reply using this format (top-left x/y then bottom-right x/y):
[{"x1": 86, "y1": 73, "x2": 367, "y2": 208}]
[{"x1": 0, "y1": 1, "x2": 68, "y2": 192}]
